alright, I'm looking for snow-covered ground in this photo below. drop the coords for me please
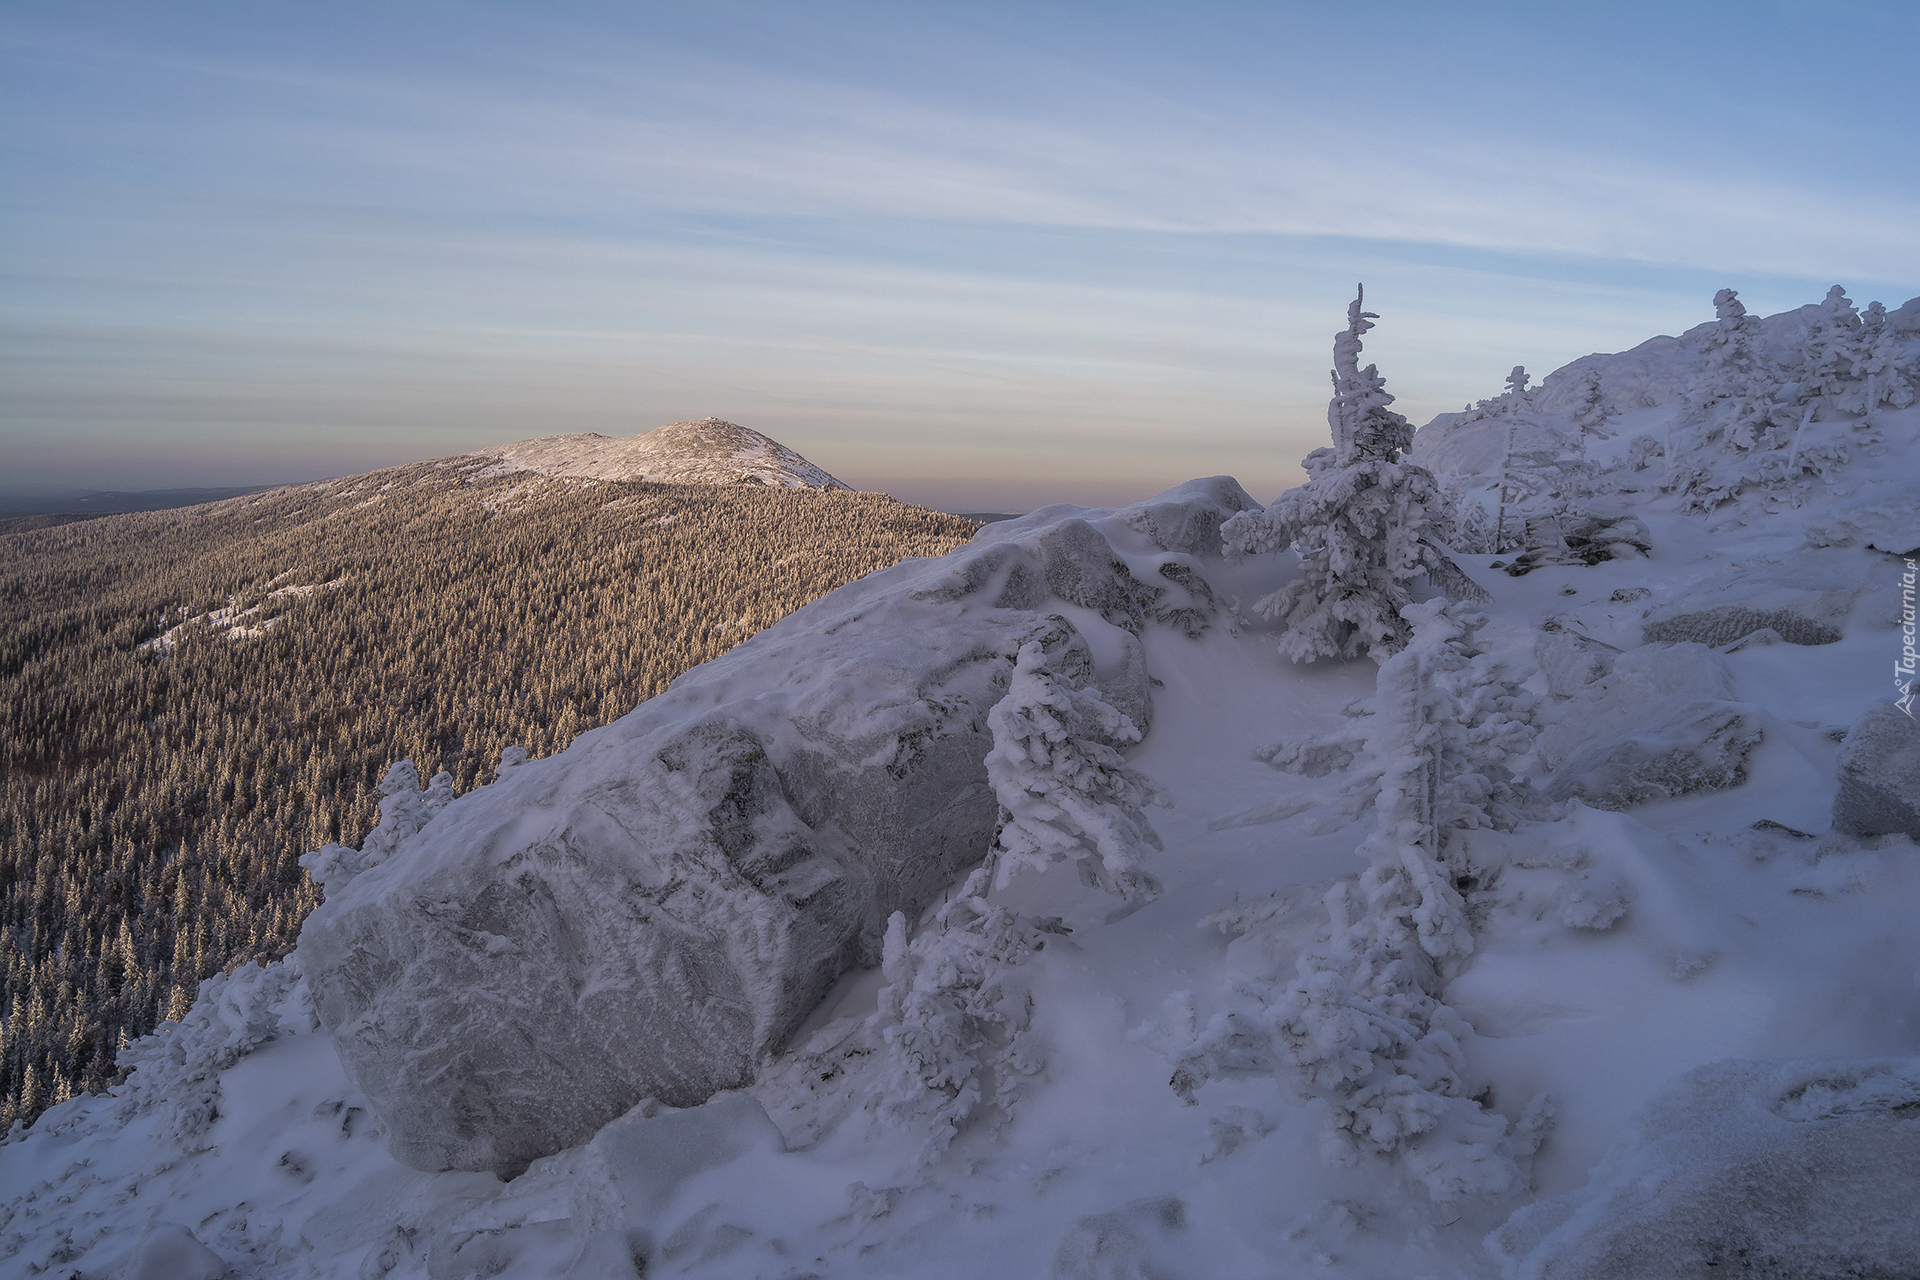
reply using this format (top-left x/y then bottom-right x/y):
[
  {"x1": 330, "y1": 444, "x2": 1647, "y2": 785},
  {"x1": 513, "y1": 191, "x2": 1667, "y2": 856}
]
[
  {"x1": 5, "y1": 291, "x2": 1918, "y2": 1279},
  {"x1": 137, "y1": 582, "x2": 345, "y2": 656},
  {"x1": 470, "y1": 417, "x2": 851, "y2": 489}
]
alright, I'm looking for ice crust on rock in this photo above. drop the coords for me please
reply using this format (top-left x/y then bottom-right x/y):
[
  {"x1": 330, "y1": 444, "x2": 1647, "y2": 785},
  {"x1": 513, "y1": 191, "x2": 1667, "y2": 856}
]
[
  {"x1": 1536, "y1": 643, "x2": 1761, "y2": 809},
  {"x1": 1642, "y1": 547, "x2": 1874, "y2": 648},
  {"x1": 1533, "y1": 627, "x2": 1618, "y2": 700},
  {"x1": 298, "y1": 480, "x2": 1247, "y2": 1176},
  {"x1": 1488, "y1": 1057, "x2": 1920, "y2": 1280},
  {"x1": 1831, "y1": 703, "x2": 1920, "y2": 840}
]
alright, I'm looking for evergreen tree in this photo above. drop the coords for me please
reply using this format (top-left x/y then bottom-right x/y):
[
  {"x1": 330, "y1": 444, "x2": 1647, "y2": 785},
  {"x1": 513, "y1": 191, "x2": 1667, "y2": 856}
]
[
  {"x1": 869, "y1": 877, "x2": 1048, "y2": 1163},
  {"x1": 1223, "y1": 288, "x2": 1460, "y2": 661},
  {"x1": 985, "y1": 626, "x2": 1165, "y2": 904},
  {"x1": 1162, "y1": 601, "x2": 1550, "y2": 1200}
]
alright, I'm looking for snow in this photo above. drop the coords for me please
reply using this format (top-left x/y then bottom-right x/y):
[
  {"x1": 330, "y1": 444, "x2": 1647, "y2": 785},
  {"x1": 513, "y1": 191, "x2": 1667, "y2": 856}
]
[
  {"x1": 470, "y1": 417, "x2": 851, "y2": 489},
  {"x1": 137, "y1": 580, "x2": 344, "y2": 655},
  {"x1": 1534, "y1": 642, "x2": 1762, "y2": 809},
  {"x1": 1831, "y1": 703, "x2": 1920, "y2": 840},
  {"x1": 5, "y1": 294, "x2": 1920, "y2": 1279},
  {"x1": 1488, "y1": 1057, "x2": 1920, "y2": 1279}
]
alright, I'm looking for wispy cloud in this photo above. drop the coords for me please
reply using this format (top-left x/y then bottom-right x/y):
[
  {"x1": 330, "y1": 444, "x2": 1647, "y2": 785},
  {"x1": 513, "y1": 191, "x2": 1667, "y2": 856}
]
[{"x1": 3, "y1": 3, "x2": 1914, "y2": 502}]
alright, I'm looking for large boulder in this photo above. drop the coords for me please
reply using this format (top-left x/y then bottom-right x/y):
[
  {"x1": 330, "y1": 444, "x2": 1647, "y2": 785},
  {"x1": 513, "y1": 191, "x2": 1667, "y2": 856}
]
[
  {"x1": 1536, "y1": 642, "x2": 1761, "y2": 809},
  {"x1": 1802, "y1": 481, "x2": 1920, "y2": 557},
  {"x1": 298, "y1": 480, "x2": 1253, "y2": 1177},
  {"x1": 1831, "y1": 703, "x2": 1920, "y2": 840},
  {"x1": 1642, "y1": 547, "x2": 1872, "y2": 648},
  {"x1": 1488, "y1": 1057, "x2": 1920, "y2": 1279}
]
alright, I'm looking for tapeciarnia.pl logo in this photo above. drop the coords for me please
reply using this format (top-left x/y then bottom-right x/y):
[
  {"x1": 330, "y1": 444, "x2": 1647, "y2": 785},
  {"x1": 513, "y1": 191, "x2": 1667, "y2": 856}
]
[{"x1": 1899, "y1": 557, "x2": 1917, "y2": 719}]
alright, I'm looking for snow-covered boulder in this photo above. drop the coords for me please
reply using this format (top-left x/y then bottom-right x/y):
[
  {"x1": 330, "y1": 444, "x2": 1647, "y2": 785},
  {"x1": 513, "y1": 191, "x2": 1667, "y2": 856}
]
[
  {"x1": 554, "y1": 1092, "x2": 784, "y2": 1274},
  {"x1": 125, "y1": 1224, "x2": 229, "y2": 1280},
  {"x1": 1642, "y1": 547, "x2": 1872, "y2": 647},
  {"x1": 1533, "y1": 626, "x2": 1618, "y2": 699},
  {"x1": 1536, "y1": 643, "x2": 1761, "y2": 808},
  {"x1": 1802, "y1": 482, "x2": 1920, "y2": 557},
  {"x1": 298, "y1": 483, "x2": 1248, "y2": 1177},
  {"x1": 1052, "y1": 1196, "x2": 1190, "y2": 1280},
  {"x1": 1488, "y1": 1057, "x2": 1920, "y2": 1280},
  {"x1": 1831, "y1": 704, "x2": 1920, "y2": 840}
]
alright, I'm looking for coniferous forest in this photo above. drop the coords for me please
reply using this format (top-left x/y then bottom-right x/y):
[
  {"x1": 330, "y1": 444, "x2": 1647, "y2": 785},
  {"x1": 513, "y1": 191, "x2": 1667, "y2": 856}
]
[{"x1": 0, "y1": 462, "x2": 978, "y2": 1128}]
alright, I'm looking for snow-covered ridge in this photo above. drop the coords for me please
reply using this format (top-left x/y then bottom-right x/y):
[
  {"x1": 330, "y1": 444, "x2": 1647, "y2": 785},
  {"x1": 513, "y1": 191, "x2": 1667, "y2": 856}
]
[
  {"x1": 469, "y1": 417, "x2": 852, "y2": 489},
  {"x1": 7, "y1": 289, "x2": 1920, "y2": 1280}
]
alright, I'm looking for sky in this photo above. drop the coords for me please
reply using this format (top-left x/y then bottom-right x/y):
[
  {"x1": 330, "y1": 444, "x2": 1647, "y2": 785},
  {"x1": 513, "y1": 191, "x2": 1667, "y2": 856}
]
[{"x1": 2, "y1": 2, "x2": 1916, "y2": 511}]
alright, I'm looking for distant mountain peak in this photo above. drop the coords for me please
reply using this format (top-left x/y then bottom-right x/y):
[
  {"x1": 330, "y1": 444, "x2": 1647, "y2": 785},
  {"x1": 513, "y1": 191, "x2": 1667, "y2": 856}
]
[{"x1": 470, "y1": 417, "x2": 851, "y2": 489}]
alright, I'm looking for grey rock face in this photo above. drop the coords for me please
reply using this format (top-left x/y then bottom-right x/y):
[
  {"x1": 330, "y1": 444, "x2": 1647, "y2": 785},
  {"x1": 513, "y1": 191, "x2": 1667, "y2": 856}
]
[
  {"x1": 1642, "y1": 548, "x2": 1872, "y2": 647},
  {"x1": 299, "y1": 482, "x2": 1240, "y2": 1176},
  {"x1": 1832, "y1": 704, "x2": 1920, "y2": 840},
  {"x1": 1488, "y1": 1057, "x2": 1920, "y2": 1280},
  {"x1": 1538, "y1": 643, "x2": 1761, "y2": 809}
]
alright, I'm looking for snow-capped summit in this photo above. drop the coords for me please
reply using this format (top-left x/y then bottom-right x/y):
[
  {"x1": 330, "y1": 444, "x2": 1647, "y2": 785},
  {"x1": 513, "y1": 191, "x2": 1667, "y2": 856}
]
[{"x1": 469, "y1": 417, "x2": 852, "y2": 489}]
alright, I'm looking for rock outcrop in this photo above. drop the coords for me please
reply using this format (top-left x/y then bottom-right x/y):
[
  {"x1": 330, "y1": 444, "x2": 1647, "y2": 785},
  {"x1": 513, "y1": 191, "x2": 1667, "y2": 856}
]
[
  {"x1": 1831, "y1": 703, "x2": 1920, "y2": 840},
  {"x1": 297, "y1": 478, "x2": 1258, "y2": 1176},
  {"x1": 1642, "y1": 547, "x2": 1872, "y2": 648},
  {"x1": 1488, "y1": 1057, "x2": 1920, "y2": 1279},
  {"x1": 1537, "y1": 642, "x2": 1761, "y2": 809}
]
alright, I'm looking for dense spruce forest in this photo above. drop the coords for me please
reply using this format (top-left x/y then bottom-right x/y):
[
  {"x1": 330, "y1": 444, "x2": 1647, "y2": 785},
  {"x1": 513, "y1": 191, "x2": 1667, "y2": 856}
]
[{"x1": 0, "y1": 463, "x2": 978, "y2": 1128}]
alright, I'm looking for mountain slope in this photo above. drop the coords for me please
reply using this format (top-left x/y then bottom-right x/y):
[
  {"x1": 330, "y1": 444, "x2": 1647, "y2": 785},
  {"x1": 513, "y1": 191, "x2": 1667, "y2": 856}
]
[
  {"x1": 470, "y1": 417, "x2": 852, "y2": 488},
  {"x1": 5, "y1": 288, "x2": 1919, "y2": 1279},
  {"x1": 0, "y1": 461, "x2": 972, "y2": 1131}
]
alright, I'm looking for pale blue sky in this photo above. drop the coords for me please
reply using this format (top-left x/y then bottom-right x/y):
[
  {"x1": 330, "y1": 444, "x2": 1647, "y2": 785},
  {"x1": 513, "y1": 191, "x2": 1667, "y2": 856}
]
[{"x1": 3, "y1": 1, "x2": 1916, "y2": 509}]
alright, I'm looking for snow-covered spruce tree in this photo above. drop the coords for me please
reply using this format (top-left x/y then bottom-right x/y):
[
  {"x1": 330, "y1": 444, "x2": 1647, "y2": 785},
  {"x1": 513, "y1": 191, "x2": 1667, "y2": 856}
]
[
  {"x1": 1222, "y1": 288, "x2": 1462, "y2": 661},
  {"x1": 1162, "y1": 600, "x2": 1550, "y2": 1200},
  {"x1": 300, "y1": 759, "x2": 455, "y2": 894},
  {"x1": 869, "y1": 870, "x2": 1052, "y2": 1164},
  {"x1": 1687, "y1": 288, "x2": 1777, "y2": 452},
  {"x1": 985, "y1": 623, "x2": 1167, "y2": 904},
  {"x1": 1800, "y1": 285, "x2": 1864, "y2": 405},
  {"x1": 1855, "y1": 299, "x2": 1917, "y2": 415}
]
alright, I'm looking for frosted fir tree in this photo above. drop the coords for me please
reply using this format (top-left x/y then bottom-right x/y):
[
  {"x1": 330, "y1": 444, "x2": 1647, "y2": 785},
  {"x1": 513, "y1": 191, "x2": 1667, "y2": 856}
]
[
  {"x1": 1855, "y1": 300, "x2": 1918, "y2": 415},
  {"x1": 300, "y1": 760, "x2": 455, "y2": 894},
  {"x1": 1256, "y1": 598, "x2": 1544, "y2": 920},
  {"x1": 1689, "y1": 288, "x2": 1777, "y2": 451},
  {"x1": 985, "y1": 625, "x2": 1167, "y2": 905},
  {"x1": 1159, "y1": 601, "x2": 1551, "y2": 1201},
  {"x1": 1800, "y1": 285, "x2": 1864, "y2": 404},
  {"x1": 1222, "y1": 288, "x2": 1461, "y2": 661},
  {"x1": 868, "y1": 876, "x2": 1050, "y2": 1163}
]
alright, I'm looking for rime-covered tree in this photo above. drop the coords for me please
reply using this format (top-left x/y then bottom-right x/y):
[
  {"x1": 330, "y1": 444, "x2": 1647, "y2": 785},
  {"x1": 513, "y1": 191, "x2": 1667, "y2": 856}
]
[
  {"x1": 867, "y1": 878, "x2": 1048, "y2": 1163},
  {"x1": 1856, "y1": 300, "x2": 1918, "y2": 414},
  {"x1": 985, "y1": 625, "x2": 1165, "y2": 904},
  {"x1": 1800, "y1": 285, "x2": 1863, "y2": 404},
  {"x1": 1695, "y1": 290, "x2": 1767, "y2": 433},
  {"x1": 1223, "y1": 288, "x2": 1459, "y2": 661},
  {"x1": 1162, "y1": 601, "x2": 1550, "y2": 1200}
]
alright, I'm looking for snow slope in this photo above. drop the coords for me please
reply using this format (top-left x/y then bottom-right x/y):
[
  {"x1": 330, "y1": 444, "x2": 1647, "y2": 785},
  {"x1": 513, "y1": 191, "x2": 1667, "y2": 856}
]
[
  {"x1": 5, "y1": 292, "x2": 1919, "y2": 1280},
  {"x1": 470, "y1": 418, "x2": 852, "y2": 489}
]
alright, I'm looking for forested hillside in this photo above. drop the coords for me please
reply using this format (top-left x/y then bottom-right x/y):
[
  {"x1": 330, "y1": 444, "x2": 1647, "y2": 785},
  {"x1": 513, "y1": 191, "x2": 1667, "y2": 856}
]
[{"x1": 0, "y1": 463, "x2": 977, "y2": 1128}]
